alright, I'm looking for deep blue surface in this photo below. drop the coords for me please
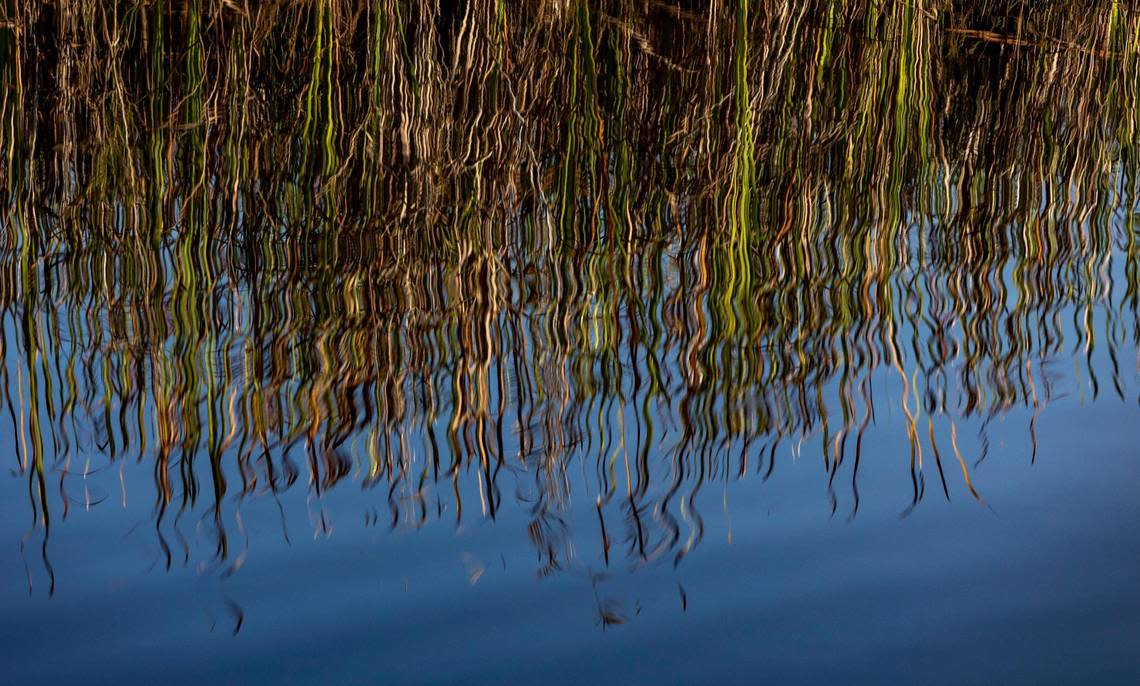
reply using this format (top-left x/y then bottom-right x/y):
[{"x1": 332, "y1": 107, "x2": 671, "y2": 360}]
[
  {"x1": 2, "y1": 4, "x2": 1139, "y2": 682},
  {"x1": 2, "y1": 358, "x2": 1137, "y2": 685}
]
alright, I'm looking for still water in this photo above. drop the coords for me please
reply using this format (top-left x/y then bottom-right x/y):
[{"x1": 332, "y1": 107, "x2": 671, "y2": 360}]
[{"x1": 1, "y1": 1, "x2": 1139, "y2": 683}]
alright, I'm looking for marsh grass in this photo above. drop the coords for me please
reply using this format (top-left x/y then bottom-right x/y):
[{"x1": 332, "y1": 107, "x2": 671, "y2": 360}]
[{"x1": 1, "y1": 0, "x2": 1139, "y2": 582}]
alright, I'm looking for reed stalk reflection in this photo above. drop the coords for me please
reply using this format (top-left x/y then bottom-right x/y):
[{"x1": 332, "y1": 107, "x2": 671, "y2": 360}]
[{"x1": 1, "y1": 0, "x2": 1138, "y2": 595}]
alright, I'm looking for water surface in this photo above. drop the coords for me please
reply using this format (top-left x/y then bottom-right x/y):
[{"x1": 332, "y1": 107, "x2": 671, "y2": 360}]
[{"x1": 1, "y1": 1, "x2": 1139, "y2": 683}]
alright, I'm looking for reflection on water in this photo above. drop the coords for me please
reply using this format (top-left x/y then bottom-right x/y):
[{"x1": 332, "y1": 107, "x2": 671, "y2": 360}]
[{"x1": 1, "y1": 0, "x2": 1139, "y2": 671}]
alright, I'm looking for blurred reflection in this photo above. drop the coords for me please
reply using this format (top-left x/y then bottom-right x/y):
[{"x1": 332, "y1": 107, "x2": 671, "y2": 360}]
[{"x1": 1, "y1": 0, "x2": 1138, "y2": 593}]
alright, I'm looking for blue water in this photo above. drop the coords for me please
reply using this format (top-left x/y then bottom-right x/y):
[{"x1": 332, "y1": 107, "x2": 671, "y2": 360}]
[
  {"x1": 2, "y1": 357, "x2": 1137, "y2": 684},
  {"x1": 2, "y1": 6, "x2": 1140, "y2": 680}
]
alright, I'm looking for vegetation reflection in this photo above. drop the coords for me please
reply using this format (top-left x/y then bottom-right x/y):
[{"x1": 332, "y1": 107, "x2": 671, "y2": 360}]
[{"x1": 1, "y1": 0, "x2": 1138, "y2": 596}]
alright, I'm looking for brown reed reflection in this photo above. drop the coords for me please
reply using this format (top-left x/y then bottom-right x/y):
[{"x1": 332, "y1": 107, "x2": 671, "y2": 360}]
[{"x1": 1, "y1": 0, "x2": 1138, "y2": 592}]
